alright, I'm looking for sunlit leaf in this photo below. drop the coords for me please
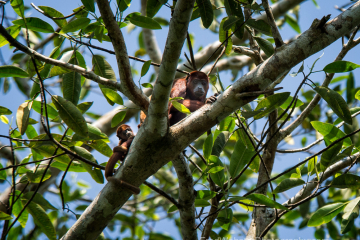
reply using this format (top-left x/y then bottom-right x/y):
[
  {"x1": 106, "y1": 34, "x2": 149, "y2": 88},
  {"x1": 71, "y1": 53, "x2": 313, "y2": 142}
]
[
  {"x1": 272, "y1": 178, "x2": 305, "y2": 194},
  {"x1": 308, "y1": 202, "x2": 346, "y2": 227},
  {"x1": 324, "y1": 61, "x2": 360, "y2": 73},
  {"x1": 13, "y1": 17, "x2": 54, "y2": 33}
]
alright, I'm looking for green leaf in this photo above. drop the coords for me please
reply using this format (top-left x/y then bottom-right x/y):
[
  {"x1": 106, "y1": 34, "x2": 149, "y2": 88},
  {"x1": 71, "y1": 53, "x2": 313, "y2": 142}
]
[
  {"x1": 52, "y1": 95, "x2": 88, "y2": 138},
  {"x1": 10, "y1": 0, "x2": 25, "y2": 18},
  {"x1": 0, "y1": 106, "x2": 12, "y2": 115},
  {"x1": 308, "y1": 202, "x2": 346, "y2": 227},
  {"x1": 223, "y1": 15, "x2": 240, "y2": 31},
  {"x1": 219, "y1": 17, "x2": 233, "y2": 55},
  {"x1": 22, "y1": 192, "x2": 57, "y2": 210},
  {"x1": 0, "y1": 162, "x2": 6, "y2": 180},
  {"x1": 229, "y1": 139, "x2": 255, "y2": 178},
  {"x1": 208, "y1": 166, "x2": 224, "y2": 173},
  {"x1": 253, "y1": 37, "x2": 274, "y2": 57},
  {"x1": 211, "y1": 131, "x2": 230, "y2": 157},
  {"x1": 32, "y1": 101, "x2": 59, "y2": 120},
  {"x1": 61, "y1": 18, "x2": 91, "y2": 33},
  {"x1": 172, "y1": 101, "x2": 191, "y2": 114},
  {"x1": 0, "y1": 212, "x2": 13, "y2": 220},
  {"x1": 0, "y1": 25, "x2": 21, "y2": 48},
  {"x1": 195, "y1": 199, "x2": 211, "y2": 207},
  {"x1": 141, "y1": 83, "x2": 153, "y2": 88},
  {"x1": 224, "y1": 0, "x2": 243, "y2": 19},
  {"x1": 25, "y1": 168, "x2": 52, "y2": 183},
  {"x1": 141, "y1": 60, "x2": 152, "y2": 77},
  {"x1": 311, "y1": 121, "x2": 352, "y2": 146},
  {"x1": 63, "y1": 71, "x2": 81, "y2": 105},
  {"x1": 254, "y1": 92, "x2": 290, "y2": 119},
  {"x1": 73, "y1": 146, "x2": 104, "y2": 184},
  {"x1": 38, "y1": 6, "x2": 67, "y2": 27},
  {"x1": 320, "y1": 140, "x2": 343, "y2": 169},
  {"x1": 196, "y1": 0, "x2": 213, "y2": 28},
  {"x1": 101, "y1": 88, "x2": 124, "y2": 105},
  {"x1": 280, "y1": 96, "x2": 303, "y2": 109},
  {"x1": 197, "y1": 190, "x2": 216, "y2": 200},
  {"x1": 246, "y1": 193, "x2": 288, "y2": 210},
  {"x1": 355, "y1": 89, "x2": 360, "y2": 101},
  {"x1": 323, "y1": 61, "x2": 360, "y2": 73},
  {"x1": 81, "y1": 0, "x2": 95, "y2": 12},
  {"x1": 77, "y1": 101, "x2": 93, "y2": 114},
  {"x1": 314, "y1": 86, "x2": 352, "y2": 125},
  {"x1": 92, "y1": 55, "x2": 117, "y2": 105},
  {"x1": 341, "y1": 197, "x2": 360, "y2": 234},
  {"x1": 346, "y1": 72, "x2": 355, "y2": 103},
  {"x1": 167, "y1": 204, "x2": 178, "y2": 213},
  {"x1": 129, "y1": 13, "x2": 162, "y2": 30},
  {"x1": 146, "y1": 0, "x2": 163, "y2": 18},
  {"x1": 246, "y1": 19, "x2": 272, "y2": 36},
  {"x1": 203, "y1": 133, "x2": 213, "y2": 160},
  {"x1": 331, "y1": 174, "x2": 360, "y2": 189},
  {"x1": 12, "y1": 195, "x2": 28, "y2": 227},
  {"x1": 217, "y1": 208, "x2": 233, "y2": 230},
  {"x1": 85, "y1": 140, "x2": 112, "y2": 157},
  {"x1": 73, "y1": 123, "x2": 108, "y2": 141},
  {"x1": 111, "y1": 111, "x2": 127, "y2": 128},
  {"x1": 21, "y1": 200, "x2": 57, "y2": 240},
  {"x1": 0, "y1": 65, "x2": 28, "y2": 78},
  {"x1": 285, "y1": 14, "x2": 301, "y2": 34},
  {"x1": 13, "y1": 17, "x2": 54, "y2": 33},
  {"x1": 16, "y1": 101, "x2": 33, "y2": 135},
  {"x1": 0, "y1": 115, "x2": 9, "y2": 124},
  {"x1": 272, "y1": 178, "x2": 305, "y2": 194},
  {"x1": 208, "y1": 155, "x2": 225, "y2": 187}
]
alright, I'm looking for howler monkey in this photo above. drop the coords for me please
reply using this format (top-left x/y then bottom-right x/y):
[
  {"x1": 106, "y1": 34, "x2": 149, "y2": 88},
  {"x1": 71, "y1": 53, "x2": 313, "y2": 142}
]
[
  {"x1": 139, "y1": 71, "x2": 216, "y2": 127},
  {"x1": 105, "y1": 124, "x2": 140, "y2": 195}
]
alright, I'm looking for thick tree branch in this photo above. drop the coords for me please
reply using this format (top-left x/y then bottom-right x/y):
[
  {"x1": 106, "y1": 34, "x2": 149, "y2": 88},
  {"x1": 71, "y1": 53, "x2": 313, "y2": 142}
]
[
  {"x1": 144, "y1": 0, "x2": 195, "y2": 136},
  {"x1": 97, "y1": 0, "x2": 149, "y2": 111},
  {"x1": 172, "y1": 154, "x2": 197, "y2": 240}
]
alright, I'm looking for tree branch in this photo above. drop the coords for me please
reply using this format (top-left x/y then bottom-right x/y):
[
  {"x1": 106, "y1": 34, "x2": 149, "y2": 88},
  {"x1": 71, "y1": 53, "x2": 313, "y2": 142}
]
[
  {"x1": 172, "y1": 154, "x2": 197, "y2": 240},
  {"x1": 97, "y1": 0, "x2": 149, "y2": 111}
]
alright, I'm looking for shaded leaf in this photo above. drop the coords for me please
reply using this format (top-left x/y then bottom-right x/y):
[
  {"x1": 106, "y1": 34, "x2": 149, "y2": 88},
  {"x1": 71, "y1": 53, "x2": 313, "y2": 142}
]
[
  {"x1": 38, "y1": 6, "x2": 67, "y2": 27},
  {"x1": 141, "y1": 60, "x2": 152, "y2": 77},
  {"x1": 22, "y1": 192, "x2": 57, "y2": 210},
  {"x1": 229, "y1": 139, "x2": 255, "y2": 178},
  {"x1": 254, "y1": 36, "x2": 274, "y2": 57},
  {"x1": 254, "y1": 92, "x2": 290, "y2": 119},
  {"x1": 203, "y1": 133, "x2": 213, "y2": 160},
  {"x1": 0, "y1": 25, "x2": 21, "y2": 48},
  {"x1": 208, "y1": 155, "x2": 225, "y2": 187},
  {"x1": 111, "y1": 111, "x2": 127, "y2": 128},
  {"x1": 0, "y1": 65, "x2": 28, "y2": 78},
  {"x1": 21, "y1": 200, "x2": 56, "y2": 240},
  {"x1": 196, "y1": 0, "x2": 213, "y2": 28},
  {"x1": 314, "y1": 86, "x2": 352, "y2": 125},
  {"x1": 129, "y1": 13, "x2": 162, "y2": 30},
  {"x1": 72, "y1": 146, "x2": 104, "y2": 184},
  {"x1": 246, "y1": 19, "x2": 272, "y2": 36},
  {"x1": 52, "y1": 95, "x2": 88, "y2": 138},
  {"x1": 331, "y1": 174, "x2": 360, "y2": 189},
  {"x1": 272, "y1": 178, "x2": 305, "y2": 194}
]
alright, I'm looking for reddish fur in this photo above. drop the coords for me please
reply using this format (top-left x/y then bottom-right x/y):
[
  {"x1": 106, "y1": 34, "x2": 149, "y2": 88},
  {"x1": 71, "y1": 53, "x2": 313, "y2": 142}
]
[
  {"x1": 168, "y1": 71, "x2": 209, "y2": 126},
  {"x1": 139, "y1": 71, "x2": 210, "y2": 127}
]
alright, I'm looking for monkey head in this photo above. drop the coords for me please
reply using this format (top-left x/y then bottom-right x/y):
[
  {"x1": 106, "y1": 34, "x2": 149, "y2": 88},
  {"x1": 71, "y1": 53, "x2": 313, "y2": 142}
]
[
  {"x1": 116, "y1": 124, "x2": 135, "y2": 140},
  {"x1": 186, "y1": 71, "x2": 209, "y2": 100}
]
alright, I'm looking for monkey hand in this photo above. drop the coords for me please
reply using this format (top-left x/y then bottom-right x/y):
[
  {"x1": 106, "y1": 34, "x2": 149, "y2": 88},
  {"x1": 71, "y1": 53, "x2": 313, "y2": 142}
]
[{"x1": 206, "y1": 95, "x2": 217, "y2": 104}]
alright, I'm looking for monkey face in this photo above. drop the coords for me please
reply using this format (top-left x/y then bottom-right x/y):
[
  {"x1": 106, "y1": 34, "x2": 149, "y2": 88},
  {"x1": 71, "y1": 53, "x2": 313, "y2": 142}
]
[
  {"x1": 116, "y1": 124, "x2": 135, "y2": 140},
  {"x1": 191, "y1": 78, "x2": 207, "y2": 97}
]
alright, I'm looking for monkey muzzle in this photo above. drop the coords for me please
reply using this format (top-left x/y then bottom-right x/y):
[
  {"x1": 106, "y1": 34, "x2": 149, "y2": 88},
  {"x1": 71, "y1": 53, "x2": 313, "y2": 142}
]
[{"x1": 194, "y1": 88, "x2": 205, "y2": 97}]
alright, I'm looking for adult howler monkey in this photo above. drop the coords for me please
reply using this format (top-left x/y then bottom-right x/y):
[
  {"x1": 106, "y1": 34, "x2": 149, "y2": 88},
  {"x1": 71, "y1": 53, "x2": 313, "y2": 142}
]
[
  {"x1": 139, "y1": 71, "x2": 216, "y2": 127},
  {"x1": 105, "y1": 124, "x2": 140, "y2": 195}
]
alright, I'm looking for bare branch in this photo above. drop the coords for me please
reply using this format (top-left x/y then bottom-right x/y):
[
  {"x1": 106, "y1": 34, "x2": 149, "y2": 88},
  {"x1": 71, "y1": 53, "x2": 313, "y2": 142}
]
[{"x1": 262, "y1": 0, "x2": 284, "y2": 47}]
